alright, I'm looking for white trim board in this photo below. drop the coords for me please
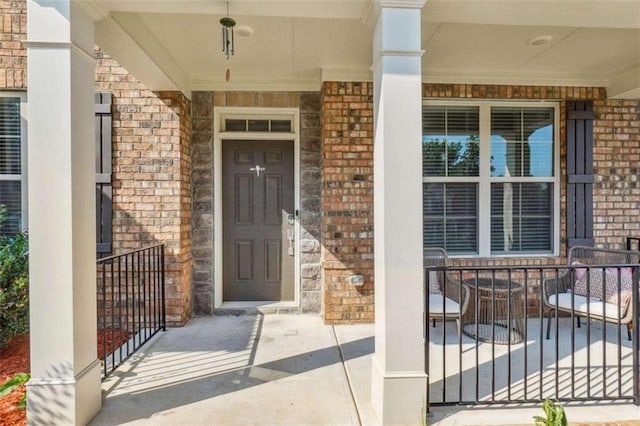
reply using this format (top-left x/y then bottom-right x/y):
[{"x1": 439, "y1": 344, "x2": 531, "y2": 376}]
[{"x1": 213, "y1": 106, "x2": 301, "y2": 309}]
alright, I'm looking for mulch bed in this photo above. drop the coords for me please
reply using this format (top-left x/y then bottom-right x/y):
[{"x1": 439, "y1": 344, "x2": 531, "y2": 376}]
[
  {"x1": 0, "y1": 329, "x2": 129, "y2": 426},
  {"x1": 0, "y1": 334, "x2": 29, "y2": 426}
]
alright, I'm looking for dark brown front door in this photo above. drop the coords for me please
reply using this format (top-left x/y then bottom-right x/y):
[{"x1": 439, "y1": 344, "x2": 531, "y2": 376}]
[{"x1": 222, "y1": 140, "x2": 295, "y2": 301}]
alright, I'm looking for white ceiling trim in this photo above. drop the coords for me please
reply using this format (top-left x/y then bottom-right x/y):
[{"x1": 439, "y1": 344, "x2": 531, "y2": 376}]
[
  {"x1": 107, "y1": 13, "x2": 191, "y2": 96},
  {"x1": 193, "y1": 72, "x2": 612, "y2": 92},
  {"x1": 191, "y1": 78, "x2": 322, "y2": 92},
  {"x1": 422, "y1": 71, "x2": 609, "y2": 89},
  {"x1": 607, "y1": 64, "x2": 640, "y2": 99},
  {"x1": 74, "y1": 0, "x2": 109, "y2": 21},
  {"x1": 96, "y1": 16, "x2": 191, "y2": 96},
  {"x1": 321, "y1": 67, "x2": 373, "y2": 82}
]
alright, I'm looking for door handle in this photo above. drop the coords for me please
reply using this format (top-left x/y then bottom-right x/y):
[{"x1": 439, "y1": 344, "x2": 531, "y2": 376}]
[{"x1": 249, "y1": 165, "x2": 265, "y2": 177}]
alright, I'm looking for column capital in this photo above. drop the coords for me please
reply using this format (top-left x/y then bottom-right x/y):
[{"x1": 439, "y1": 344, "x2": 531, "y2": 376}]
[
  {"x1": 377, "y1": 0, "x2": 428, "y2": 8},
  {"x1": 362, "y1": 0, "x2": 428, "y2": 27}
]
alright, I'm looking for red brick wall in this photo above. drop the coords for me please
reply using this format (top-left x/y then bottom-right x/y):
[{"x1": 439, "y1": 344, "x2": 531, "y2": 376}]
[
  {"x1": 0, "y1": 0, "x2": 26, "y2": 89},
  {"x1": 95, "y1": 50, "x2": 192, "y2": 325},
  {"x1": 321, "y1": 82, "x2": 374, "y2": 324}
]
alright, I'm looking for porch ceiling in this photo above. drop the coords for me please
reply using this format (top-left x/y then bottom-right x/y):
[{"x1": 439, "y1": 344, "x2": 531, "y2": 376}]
[{"x1": 91, "y1": 0, "x2": 640, "y2": 98}]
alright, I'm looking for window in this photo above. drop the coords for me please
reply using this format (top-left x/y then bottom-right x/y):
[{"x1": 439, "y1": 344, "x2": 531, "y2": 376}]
[
  {"x1": 423, "y1": 102, "x2": 558, "y2": 256},
  {"x1": 223, "y1": 117, "x2": 292, "y2": 133},
  {"x1": 0, "y1": 94, "x2": 26, "y2": 236}
]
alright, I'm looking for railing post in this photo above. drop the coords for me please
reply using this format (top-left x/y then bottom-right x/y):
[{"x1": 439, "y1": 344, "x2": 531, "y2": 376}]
[
  {"x1": 423, "y1": 266, "x2": 430, "y2": 416},
  {"x1": 633, "y1": 266, "x2": 639, "y2": 405},
  {"x1": 161, "y1": 244, "x2": 166, "y2": 332}
]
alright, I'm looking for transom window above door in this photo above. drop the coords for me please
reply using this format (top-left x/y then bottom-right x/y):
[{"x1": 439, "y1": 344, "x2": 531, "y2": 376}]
[
  {"x1": 422, "y1": 102, "x2": 559, "y2": 256},
  {"x1": 223, "y1": 117, "x2": 292, "y2": 133}
]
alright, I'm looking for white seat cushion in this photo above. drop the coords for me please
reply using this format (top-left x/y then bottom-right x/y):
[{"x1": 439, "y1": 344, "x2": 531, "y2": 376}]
[
  {"x1": 548, "y1": 293, "x2": 627, "y2": 319},
  {"x1": 429, "y1": 294, "x2": 460, "y2": 315}
]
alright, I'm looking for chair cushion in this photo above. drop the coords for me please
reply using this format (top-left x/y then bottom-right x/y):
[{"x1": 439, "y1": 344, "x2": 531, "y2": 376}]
[
  {"x1": 572, "y1": 264, "x2": 609, "y2": 300},
  {"x1": 572, "y1": 264, "x2": 634, "y2": 304},
  {"x1": 604, "y1": 267, "x2": 633, "y2": 305},
  {"x1": 548, "y1": 292, "x2": 627, "y2": 319},
  {"x1": 428, "y1": 270, "x2": 442, "y2": 295},
  {"x1": 429, "y1": 294, "x2": 460, "y2": 315}
]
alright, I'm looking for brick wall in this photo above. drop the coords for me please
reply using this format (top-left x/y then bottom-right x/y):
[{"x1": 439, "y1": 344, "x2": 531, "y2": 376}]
[
  {"x1": 593, "y1": 99, "x2": 640, "y2": 246},
  {"x1": 0, "y1": 0, "x2": 26, "y2": 89},
  {"x1": 320, "y1": 82, "x2": 640, "y2": 323},
  {"x1": 321, "y1": 82, "x2": 374, "y2": 324},
  {"x1": 95, "y1": 50, "x2": 192, "y2": 325},
  {"x1": 190, "y1": 91, "x2": 322, "y2": 315}
]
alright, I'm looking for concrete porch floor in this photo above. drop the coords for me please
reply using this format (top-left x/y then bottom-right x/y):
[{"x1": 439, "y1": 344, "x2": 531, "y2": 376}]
[{"x1": 89, "y1": 315, "x2": 639, "y2": 425}]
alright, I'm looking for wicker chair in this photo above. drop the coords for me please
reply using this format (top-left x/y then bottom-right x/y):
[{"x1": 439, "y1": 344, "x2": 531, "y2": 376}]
[
  {"x1": 425, "y1": 247, "x2": 469, "y2": 336},
  {"x1": 543, "y1": 246, "x2": 640, "y2": 340}
]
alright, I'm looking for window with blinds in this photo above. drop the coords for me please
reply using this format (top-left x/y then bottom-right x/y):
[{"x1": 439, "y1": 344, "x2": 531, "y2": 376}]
[
  {"x1": 490, "y1": 107, "x2": 555, "y2": 254},
  {"x1": 0, "y1": 97, "x2": 23, "y2": 235},
  {"x1": 423, "y1": 102, "x2": 558, "y2": 256},
  {"x1": 423, "y1": 105, "x2": 479, "y2": 254}
]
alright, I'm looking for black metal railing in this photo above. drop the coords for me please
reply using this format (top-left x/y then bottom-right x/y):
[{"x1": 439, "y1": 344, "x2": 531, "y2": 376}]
[
  {"x1": 97, "y1": 244, "x2": 165, "y2": 378},
  {"x1": 426, "y1": 260, "x2": 640, "y2": 406}
]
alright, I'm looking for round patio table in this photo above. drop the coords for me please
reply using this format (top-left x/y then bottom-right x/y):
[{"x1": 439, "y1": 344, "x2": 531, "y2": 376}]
[{"x1": 461, "y1": 278, "x2": 525, "y2": 344}]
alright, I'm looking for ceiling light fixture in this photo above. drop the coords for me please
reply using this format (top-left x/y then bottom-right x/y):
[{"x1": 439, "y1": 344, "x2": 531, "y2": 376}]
[
  {"x1": 528, "y1": 35, "x2": 553, "y2": 47},
  {"x1": 220, "y1": 2, "x2": 236, "y2": 59},
  {"x1": 236, "y1": 25, "x2": 254, "y2": 37}
]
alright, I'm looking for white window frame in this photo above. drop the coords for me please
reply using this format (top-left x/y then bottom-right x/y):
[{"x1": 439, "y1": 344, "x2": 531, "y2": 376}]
[
  {"x1": 0, "y1": 91, "x2": 27, "y2": 233},
  {"x1": 423, "y1": 100, "x2": 560, "y2": 257}
]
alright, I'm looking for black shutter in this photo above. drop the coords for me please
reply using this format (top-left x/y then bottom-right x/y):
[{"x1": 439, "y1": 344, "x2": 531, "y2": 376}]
[
  {"x1": 95, "y1": 93, "x2": 112, "y2": 255},
  {"x1": 566, "y1": 100, "x2": 594, "y2": 248}
]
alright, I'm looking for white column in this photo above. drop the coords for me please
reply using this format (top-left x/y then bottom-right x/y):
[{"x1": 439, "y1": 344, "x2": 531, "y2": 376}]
[
  {"x1": 371, "y1": 1, "x2": 427, "y2": 424},
  {"x1": 26, "y1": 1, "x2": 101, "y2": 424}
]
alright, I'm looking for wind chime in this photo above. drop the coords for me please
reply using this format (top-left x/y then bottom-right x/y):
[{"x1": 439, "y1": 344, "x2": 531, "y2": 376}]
[
  {"x1": 220, "y1": 2, "x2": 235, "y2": 58},
  {"x1": 220, "y1": 2, "x2": 235, "y2": 81}
]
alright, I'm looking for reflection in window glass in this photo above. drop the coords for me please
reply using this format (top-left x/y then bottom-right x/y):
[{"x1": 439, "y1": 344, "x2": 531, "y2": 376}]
[
  {"x1": 248, "y1": 120, "x2": 269, "y2": 132},
  {"x1": 491, "y1": 107, "x2": 553, "y2": 177},
  {"x1": 423, "y1": 182, "x2": 478, "y2": 254},
  {"x1": 491, "y1": 183, "x2": 552, "y2": 253},
  {"x1": 423, "y1": 106, "x2": 479, "y2": 177},
  {"x1": 225, "y1": 119, "x2": 246, "y2": 132},
  {"x1": 270, "y1": 120, "x2": 292, "y2": 132}
]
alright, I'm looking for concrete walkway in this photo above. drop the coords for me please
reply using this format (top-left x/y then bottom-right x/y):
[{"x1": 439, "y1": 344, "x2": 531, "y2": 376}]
[{"x1": 90, "y1": 314, "x2": 639, "y2": 425}]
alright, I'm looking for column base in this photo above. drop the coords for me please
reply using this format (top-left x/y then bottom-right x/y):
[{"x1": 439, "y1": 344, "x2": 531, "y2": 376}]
[
  {"x1": 371, "y1": 355, "x2": 428, "y2": 425},
  {"x1": 26, "y1": 358, "x2": 102, "y2": 425}
]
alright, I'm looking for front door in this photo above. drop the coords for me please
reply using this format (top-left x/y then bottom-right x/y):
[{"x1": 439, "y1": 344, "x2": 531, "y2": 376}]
[{"x1": 222, "y1": 140, "x2": 295, "y2": 301}]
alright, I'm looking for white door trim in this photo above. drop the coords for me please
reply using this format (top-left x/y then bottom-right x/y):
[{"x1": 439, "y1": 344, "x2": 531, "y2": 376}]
[{"x1": 213, "y1": 106, "x2": 301, "y2": 309}]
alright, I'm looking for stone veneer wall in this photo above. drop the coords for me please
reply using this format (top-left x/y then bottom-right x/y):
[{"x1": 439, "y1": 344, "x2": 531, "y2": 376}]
[
  {"x1": 190, "y1": 91, "x2": 322, "y2": 315},
  {"x1": 0, "y1": 0, "x2": 26, "y2": 89},
  {"x1": 321, "y1": 82, "x2": 375, "y2": 324},
  {"x1": 95, "y1": 50, "x2": 192, "y2": 325},
  {"x1": 321, "y1": 82, "x2": 640, "y2": 323}
]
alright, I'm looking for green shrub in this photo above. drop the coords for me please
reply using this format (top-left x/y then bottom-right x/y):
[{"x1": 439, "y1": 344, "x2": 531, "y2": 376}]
[
  {"x1": 534, "y1": 399, "x2": 567, "y2": 426},
  {"x1": 0, "y1": 231, "x2": 29, "y2": 348}
]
